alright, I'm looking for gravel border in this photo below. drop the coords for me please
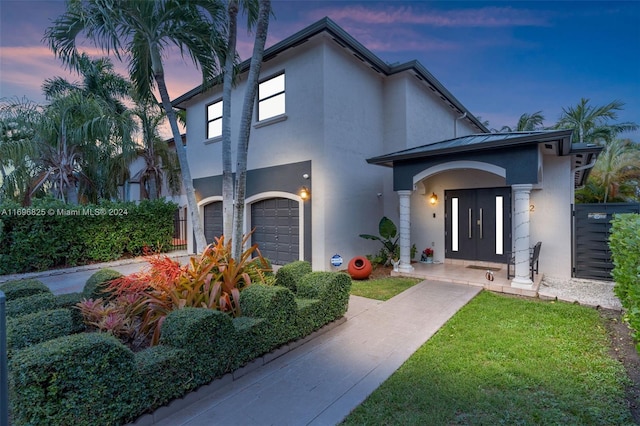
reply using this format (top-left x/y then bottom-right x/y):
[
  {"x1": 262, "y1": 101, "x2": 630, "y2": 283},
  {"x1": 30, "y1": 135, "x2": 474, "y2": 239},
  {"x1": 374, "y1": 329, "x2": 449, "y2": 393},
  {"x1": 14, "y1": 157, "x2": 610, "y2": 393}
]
[{"x1": 538, "y1": 276, "x2": 622, "y2": 311}]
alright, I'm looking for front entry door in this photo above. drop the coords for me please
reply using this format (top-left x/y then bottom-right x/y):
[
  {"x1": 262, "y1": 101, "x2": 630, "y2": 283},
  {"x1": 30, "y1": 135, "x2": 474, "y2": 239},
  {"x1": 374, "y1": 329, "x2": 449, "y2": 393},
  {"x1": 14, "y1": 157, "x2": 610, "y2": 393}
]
[{"x1": 445, "y1": 188, "x2": 511, "y2": 263}]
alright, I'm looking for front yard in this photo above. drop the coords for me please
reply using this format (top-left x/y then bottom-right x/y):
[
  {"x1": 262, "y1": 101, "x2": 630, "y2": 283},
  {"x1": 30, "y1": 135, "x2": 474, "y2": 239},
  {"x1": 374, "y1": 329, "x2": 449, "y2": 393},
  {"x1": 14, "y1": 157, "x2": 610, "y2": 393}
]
[{"x1": 344, "y1": 287, "x2": 640, "y2": 424}]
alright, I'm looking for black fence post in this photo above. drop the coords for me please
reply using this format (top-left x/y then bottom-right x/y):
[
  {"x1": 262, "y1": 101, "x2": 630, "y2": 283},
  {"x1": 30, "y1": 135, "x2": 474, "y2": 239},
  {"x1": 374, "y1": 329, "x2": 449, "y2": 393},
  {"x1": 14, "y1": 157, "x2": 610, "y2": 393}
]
[{"x1": 0, "y1": 290, "x2": 8, "y2": 426}]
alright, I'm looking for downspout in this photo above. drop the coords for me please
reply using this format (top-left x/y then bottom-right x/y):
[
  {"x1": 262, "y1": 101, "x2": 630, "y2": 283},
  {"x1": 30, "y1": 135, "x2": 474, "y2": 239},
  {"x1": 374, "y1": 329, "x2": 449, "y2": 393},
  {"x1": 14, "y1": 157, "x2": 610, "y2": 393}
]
[
  {"x1": 454, "y1": 112, "x2": 467, "y2": 138},
  {"x1": 572, "y1": 158, "x2": 597, "y2": 190}
]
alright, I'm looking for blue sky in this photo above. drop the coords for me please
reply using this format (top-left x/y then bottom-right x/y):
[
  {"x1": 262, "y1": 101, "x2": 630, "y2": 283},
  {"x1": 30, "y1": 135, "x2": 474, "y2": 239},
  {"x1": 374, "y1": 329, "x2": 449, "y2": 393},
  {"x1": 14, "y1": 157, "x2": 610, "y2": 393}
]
[{"x1": 1, "y1": 0, "x2": 638, "y2": 139}]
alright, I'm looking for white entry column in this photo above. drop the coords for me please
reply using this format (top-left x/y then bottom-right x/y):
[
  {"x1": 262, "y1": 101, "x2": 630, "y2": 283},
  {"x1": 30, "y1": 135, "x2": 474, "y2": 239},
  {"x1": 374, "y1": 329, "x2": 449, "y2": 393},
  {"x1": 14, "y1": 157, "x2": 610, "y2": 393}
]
[
  {"x1": 511, "y1": 184, "x2": 533, "y2": 288},
  {"x1": 398, "y1": 190, "x2": 415, "y2": 273}
]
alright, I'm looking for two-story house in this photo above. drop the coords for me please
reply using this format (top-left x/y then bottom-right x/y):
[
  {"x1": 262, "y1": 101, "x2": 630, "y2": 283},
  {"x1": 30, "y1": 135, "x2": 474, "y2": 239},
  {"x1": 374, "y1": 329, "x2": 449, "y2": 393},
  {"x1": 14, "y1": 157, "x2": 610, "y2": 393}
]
[{"x1": 173, "y1": 17, "x2": 600, "y2": 288}]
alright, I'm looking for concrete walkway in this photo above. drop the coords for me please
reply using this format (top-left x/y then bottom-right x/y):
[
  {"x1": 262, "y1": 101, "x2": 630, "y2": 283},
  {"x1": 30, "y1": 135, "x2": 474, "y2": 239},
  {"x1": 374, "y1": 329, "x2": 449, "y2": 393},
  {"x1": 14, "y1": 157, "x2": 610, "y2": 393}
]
[{"x1": 150, "y1": 281, "x2": 481, "y2": 426}]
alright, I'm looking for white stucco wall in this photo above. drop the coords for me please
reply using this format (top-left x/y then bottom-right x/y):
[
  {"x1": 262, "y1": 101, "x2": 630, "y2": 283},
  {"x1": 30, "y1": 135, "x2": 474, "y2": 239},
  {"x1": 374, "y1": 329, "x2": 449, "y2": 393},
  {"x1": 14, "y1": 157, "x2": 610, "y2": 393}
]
[{"x1": 529, "y1": 154, "x2": 573, "y2": 279}]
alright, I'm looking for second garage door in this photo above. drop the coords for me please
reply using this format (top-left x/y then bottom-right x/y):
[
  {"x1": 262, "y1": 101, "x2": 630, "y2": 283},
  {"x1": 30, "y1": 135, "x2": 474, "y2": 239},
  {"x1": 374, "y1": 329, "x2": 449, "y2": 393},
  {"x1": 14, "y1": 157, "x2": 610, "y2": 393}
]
[{"x1": 251, "y1": 198, "x2": 299, "y2": 265}]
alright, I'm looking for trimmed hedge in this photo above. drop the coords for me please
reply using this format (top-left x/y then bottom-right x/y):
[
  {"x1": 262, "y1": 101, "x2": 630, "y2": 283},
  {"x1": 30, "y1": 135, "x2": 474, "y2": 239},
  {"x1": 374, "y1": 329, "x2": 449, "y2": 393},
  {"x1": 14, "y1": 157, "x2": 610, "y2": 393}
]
[
  {"x1": 5, "y1": 292, "x2": 56, "y2": 318},
  {"x1": 82, "y1": 268, "x2": 123, "y2": 300},
  {"x1": 160, "y1": 308, "x2": 237, "y2": 385},
  {"x1": 275, "y1": 260, "x2": 312, "y2": 292},
  {"x1": 0, "y1": 198, "x2": 176, "y2": 274},
  {"x1": 610, "y1": 213, "x2": 640, "y2": 338},
  {"x1": 8, "y1": 270, "x2": 352, "y2": 425},
  {"x1": 297, "y1": 271, "x2": 352, "y2": 320},
  {"x1": 9, "y1": 333, "x2": 140, "y2": 426},
  {"x1": 0, "y1": 279, "x2": 50, "y2": 300},
  {"x1": 7, "y1": 308, "x2": 81, "y2": 354}
]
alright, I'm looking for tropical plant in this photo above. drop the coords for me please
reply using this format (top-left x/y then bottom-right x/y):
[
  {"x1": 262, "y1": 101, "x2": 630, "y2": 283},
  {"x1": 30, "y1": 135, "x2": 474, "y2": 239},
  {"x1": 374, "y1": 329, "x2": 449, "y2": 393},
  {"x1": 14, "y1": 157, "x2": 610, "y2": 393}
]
[
  {"x1": 98, "y1": 233, "x2": 271, "y2": 346},
  {"x1": 46, "y1": 0, "x2": 228, "y2": 251},
  {"x1": 500, "y1": 111, "x2": 545, "y2": 132},
  {"x1": 555, "y1": 98, "x2": 638, "y2": 144},
  {"x1": 360, "y1": 217, "x2": 400, "y2": 266},
  {"x1": 129, "y1": 98, "x2": 181, "y2": 200},
  {"x1": 577, "y1": 139, "x2": 640, "y2": 203}
]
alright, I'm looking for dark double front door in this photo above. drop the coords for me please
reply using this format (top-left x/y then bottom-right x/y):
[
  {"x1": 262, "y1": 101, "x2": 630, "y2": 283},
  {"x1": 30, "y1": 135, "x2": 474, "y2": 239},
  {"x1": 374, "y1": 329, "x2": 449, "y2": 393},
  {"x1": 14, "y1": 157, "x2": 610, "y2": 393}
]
[{"x1": 445, "y1": 187, "x2": 511, "y2": 263}]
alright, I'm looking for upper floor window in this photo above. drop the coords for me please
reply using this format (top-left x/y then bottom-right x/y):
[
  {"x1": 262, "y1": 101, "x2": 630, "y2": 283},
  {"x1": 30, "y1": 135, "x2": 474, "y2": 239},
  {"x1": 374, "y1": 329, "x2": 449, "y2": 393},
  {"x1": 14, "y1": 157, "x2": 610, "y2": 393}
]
[
  {"x1": 258, "y1": 73, "x2": 285, "y2": 121},
  {"x1": 206, "y1": 100, "x2": 222, "y2": 139}
]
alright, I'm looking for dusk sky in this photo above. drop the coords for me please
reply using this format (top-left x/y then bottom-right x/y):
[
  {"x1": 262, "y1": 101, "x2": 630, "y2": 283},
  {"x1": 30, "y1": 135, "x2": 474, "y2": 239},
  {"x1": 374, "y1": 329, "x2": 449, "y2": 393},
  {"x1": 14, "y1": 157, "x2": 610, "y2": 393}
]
[{"x1": 1, "y1": 1, "x2": 639, "y2": 139}]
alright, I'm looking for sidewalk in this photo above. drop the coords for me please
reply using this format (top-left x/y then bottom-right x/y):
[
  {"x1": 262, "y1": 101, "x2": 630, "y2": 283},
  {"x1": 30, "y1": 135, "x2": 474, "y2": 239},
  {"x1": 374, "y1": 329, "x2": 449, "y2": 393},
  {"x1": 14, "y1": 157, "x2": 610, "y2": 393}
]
[
  {"x1": 147, "y1": 280, "x2": 481, "y2": 426},
  {"x1": 0, "y1": 251, "x2": 190, "y2": 295}
]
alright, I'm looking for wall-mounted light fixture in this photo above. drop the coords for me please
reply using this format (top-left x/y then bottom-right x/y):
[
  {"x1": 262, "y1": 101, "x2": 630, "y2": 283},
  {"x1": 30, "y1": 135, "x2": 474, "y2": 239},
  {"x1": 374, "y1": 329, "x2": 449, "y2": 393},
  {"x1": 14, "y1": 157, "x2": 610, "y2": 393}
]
[
  {"x1": 300, "y1": 186, "x2": 310, "y2": 200},
  {"x1": 429, "y1": 192, "x2": 438, "y2": 205}
]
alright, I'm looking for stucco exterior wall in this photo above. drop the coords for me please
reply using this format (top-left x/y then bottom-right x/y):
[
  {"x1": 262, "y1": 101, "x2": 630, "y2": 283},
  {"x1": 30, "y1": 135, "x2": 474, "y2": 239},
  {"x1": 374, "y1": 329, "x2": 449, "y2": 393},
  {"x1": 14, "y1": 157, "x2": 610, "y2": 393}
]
[{"x1": 530, "y1": 154, "x2": 573, "y2": 278}]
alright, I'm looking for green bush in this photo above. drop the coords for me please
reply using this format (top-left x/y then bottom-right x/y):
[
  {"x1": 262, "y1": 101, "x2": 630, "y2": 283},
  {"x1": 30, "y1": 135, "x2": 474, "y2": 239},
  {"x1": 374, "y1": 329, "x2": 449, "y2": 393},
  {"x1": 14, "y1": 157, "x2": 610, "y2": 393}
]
[
  {"x1": 82, "y1": 268, "x2": 123, "y2": 300},
  {"x1": 6, "y1": 292, "x2": 56, "y2": 318},
  {"x1": 9, "y1": 333, "x2": 140, "y2": 426},
  {"x1": 7, "y1": 308, "x2": 81, "y2": 353},
  {"x1": 0, "y1": 279, "x2": 49, "y2": 300},
  {"x1": 240, "y1": 284, "x2": 298, "y2": 347},
  {"x1": 297, "y1": 272, "x2": 352, "y2": 320},
  {"x1": 54, "y1": 292, "x2": 85, "y2": 330},
  {"x1": 160, "y1": 308, "x2": 237, "y2": 385},
  {"x1": 275, "y1": 260, "x2": 312, "y2": 292},
  {"x1": 232, "y1": 316, "x2": 269, "y2": 365},
  {"x1": 134, "y1": 346, "x2": 193, "y2": 409},
  {"x1": 0, "y1": 198, "x2": 176, "y2": 274},
  {"x1": 610, "y1": 213, "x2": 640, "y2": 338}
]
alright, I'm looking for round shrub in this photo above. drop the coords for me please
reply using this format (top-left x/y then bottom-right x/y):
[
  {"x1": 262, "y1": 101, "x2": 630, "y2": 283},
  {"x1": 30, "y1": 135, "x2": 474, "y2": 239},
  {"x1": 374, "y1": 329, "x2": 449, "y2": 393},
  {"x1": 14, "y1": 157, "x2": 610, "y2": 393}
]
[
  {"x1": 82, "y1": 268, "x2": 123, "y2": 300},
  {"x1": 0, "y1": 278, "x2": 49, "y2": 301},
  {"x1": 6, "y1": 292, "x2": 56, "y2": 319},
  {"x1": 9, "y1": 332, "x2": 140, "y2": 426},
  {"x1": 275, "y1": 260, "x2": 312, "y2": 293},
  {"x1": 240, "y1": 284, "x2": 298, "y2": 346},
  {"x1": 7, "y1": 308, "x2": 81, "y2": 353},
  {"x1": 297, "y1": 272, "x2": 352, "y2": 320}
]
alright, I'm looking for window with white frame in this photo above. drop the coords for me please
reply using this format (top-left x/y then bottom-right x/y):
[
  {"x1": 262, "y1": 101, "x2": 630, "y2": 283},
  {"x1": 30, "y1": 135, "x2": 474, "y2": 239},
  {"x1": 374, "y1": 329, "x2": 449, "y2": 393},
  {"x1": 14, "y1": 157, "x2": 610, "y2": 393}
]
[
  {"x1": 258, "y1": 73, "x2": 285, "y2": 121},
  {"x1": 206, "y1": 100, "x2": 223, "y2": 139}
]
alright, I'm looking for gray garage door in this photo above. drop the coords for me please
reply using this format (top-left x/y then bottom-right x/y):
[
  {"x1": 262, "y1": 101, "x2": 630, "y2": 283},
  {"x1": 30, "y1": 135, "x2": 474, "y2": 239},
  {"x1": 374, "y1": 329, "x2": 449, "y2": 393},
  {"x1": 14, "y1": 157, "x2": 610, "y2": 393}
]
[
  {"x1": 251, "y1": 198, "x2": 299, "y2": 265},
  {"x1": 204, "y1": 201, "x2": 223, "y2": 245}
]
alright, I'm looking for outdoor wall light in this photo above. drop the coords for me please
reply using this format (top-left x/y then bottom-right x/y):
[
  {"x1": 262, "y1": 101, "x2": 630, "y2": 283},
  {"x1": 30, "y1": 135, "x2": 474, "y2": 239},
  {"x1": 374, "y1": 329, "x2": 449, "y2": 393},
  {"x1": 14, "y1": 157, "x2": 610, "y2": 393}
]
[
  {"x1": 300, "y1": 186, "x2": 310, "y2": 200},
  {"x1": 429, "y1": 192, "x2": 438, "y2": 205}
]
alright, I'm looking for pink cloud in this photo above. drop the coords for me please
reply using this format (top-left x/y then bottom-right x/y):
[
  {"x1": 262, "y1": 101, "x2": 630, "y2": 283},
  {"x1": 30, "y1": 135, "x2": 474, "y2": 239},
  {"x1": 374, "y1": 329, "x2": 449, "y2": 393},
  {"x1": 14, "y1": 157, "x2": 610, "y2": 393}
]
[{"x1": 306, "y1": 5, "x2": 551, "y2": 28}]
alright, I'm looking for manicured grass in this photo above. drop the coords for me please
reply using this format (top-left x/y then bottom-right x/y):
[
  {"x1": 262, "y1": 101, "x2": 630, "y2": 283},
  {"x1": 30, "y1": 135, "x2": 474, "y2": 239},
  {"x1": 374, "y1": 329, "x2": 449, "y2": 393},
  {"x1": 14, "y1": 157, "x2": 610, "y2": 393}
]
[
  {"x1": 350, "y1": 276, "x2": 422, "y2": 301},
  {"x1": 343, "y1": 291, "x2": 633, "y2": 425}
]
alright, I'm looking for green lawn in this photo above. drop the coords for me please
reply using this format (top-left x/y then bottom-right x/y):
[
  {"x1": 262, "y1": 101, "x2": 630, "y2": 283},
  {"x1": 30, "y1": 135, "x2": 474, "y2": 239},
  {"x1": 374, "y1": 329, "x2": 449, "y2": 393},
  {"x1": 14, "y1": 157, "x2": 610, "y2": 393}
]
[
  {"x1": 343, "y1": 291, "x2": 633, "y2": 425},
  {"x1": 350, "y1": 276, "x2": 422, "y2": 301}
]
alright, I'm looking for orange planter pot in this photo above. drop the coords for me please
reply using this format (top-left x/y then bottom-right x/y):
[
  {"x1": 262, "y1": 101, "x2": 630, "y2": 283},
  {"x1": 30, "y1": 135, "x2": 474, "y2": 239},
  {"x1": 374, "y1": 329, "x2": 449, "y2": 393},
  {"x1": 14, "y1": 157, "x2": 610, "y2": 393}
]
[{"x1": 347, "y1": 256, "x2": 373, "y2": 280}]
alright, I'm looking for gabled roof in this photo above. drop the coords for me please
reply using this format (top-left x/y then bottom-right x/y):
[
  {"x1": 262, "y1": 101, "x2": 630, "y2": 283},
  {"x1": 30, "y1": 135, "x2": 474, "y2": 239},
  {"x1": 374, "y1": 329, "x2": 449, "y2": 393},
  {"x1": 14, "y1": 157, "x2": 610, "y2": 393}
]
[
  {"x1": 172, "y1": 17, "x2": 488, "y2": 133},
  {"x1": 366, "y1": 129, "x2": 603, "y2": 188}
]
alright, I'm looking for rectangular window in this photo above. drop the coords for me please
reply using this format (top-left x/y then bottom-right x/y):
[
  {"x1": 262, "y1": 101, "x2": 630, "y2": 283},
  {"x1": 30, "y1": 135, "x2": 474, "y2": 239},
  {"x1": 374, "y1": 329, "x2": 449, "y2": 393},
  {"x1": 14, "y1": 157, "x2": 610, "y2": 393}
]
[
  {"x1": 206, "y1": 100, "x2": 222, "y2": 139},
  {"x1": 495, "y1": 196, "x2": 503, "y2": 255},
  {"x1": 258, "y1": 73, "x2": 285, "y2": 121},
  {"x1": 452, "y1": 198, "x2": 459, "y2": 252}
]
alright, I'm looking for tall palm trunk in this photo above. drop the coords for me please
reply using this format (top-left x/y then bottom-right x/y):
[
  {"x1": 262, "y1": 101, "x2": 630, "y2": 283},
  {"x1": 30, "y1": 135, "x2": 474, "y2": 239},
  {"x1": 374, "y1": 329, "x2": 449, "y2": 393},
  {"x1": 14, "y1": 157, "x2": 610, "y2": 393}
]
[
  {"x1": 222, "y1": 0, "x2": 239, "y2": 241},
  {"x1": 151, "y1": 46, "x2": 207, "y2": 253},
  {"x1": 232, "y1": 0, "x2": 270, "y2": 259}
]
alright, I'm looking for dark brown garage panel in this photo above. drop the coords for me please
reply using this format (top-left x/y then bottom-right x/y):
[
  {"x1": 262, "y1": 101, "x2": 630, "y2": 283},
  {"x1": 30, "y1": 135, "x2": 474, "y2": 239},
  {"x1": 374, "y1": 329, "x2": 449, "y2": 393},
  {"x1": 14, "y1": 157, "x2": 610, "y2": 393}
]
[
  {"x1": 251, "y1": 198, "x2": 299, "y2": 265},
  {"x1": 204, "y1": 201, "x2": 223, "y2": 245}
]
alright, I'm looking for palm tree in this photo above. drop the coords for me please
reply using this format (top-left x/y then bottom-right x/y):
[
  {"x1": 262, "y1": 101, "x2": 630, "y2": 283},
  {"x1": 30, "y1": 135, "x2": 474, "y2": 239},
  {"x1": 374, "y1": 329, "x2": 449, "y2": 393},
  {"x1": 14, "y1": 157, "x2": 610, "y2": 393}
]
[
  {"x1": 555, "y1": 98, "x2": 638, "y2": 144},
  {"x1": 586, "y1": 139, "x2": 640, "y2": 202},
  {"x1": 231, "y1": 0, "x2": 271, "y2": 259},
  {"x1": 0, "y1": 97, "x2": 40, "y2": 202},
  {"x1": 221, "y1": 0, "x2": 259, "y2": 240},
  {"x1": 45, "y1": 0, "x2": 227, "y2": 252},
  {"x1": 30, "y1": 91, "x2": 129, "y2": 205},
  {"x1": 500, "y1": 111, "x2": 545, "y2": 132},
  {"x1": 130, "y1": 99, "x2": 181, "y2": 200}
]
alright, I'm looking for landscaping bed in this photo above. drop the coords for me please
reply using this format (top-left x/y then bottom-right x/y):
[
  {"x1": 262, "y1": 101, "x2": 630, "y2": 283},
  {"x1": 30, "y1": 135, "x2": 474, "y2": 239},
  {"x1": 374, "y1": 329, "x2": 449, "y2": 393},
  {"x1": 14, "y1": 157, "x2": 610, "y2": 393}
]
[{"x1": 3, "y1": 257, "x2": 351, "y2": 426}]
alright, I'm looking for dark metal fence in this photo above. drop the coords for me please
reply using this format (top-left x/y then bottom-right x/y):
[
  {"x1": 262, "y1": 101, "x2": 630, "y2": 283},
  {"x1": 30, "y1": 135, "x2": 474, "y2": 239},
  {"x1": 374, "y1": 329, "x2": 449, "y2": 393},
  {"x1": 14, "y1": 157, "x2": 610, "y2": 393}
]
[
  {"x1": 573, "y1": 203, "x2": 640, "y2": 280},
  {"x1": 172, "y1": 207, "x2": 187, "y2": 251}
]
